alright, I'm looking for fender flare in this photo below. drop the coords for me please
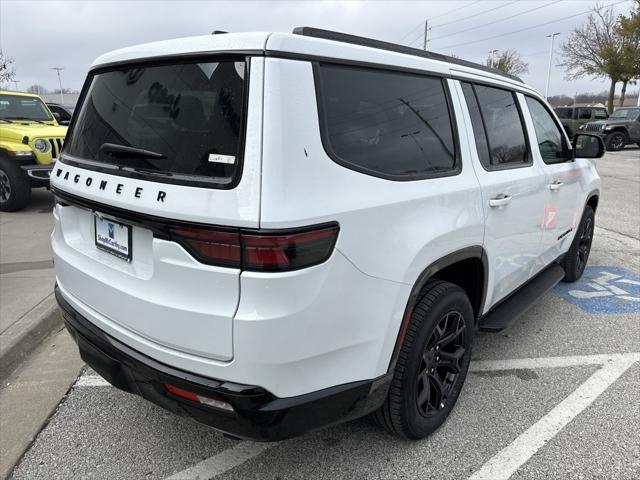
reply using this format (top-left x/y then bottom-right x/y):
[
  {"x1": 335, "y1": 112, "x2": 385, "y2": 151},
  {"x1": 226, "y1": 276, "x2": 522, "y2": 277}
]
[
  {"x1": 387, "y1": 246, "x2": 488, "y2": 372},
  {"x1": 585, "y1": 189, "x2": 600, "y2": 213}
]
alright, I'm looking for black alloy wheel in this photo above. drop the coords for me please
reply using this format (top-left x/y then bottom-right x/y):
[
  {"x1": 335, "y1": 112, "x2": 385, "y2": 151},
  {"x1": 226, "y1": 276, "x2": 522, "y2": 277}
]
[
  {"x1": 416, "y1": 310, "x2": 467, "y2": 417},
  {"x1": 575, "y1": 215, "x2": 594, "y2": 275},
  {"x1": 562, "y1": 205, "x2": 595, "y2": 282},
  {"x1": 373, "y1": 280, "x2": 474, "y2": 439}
]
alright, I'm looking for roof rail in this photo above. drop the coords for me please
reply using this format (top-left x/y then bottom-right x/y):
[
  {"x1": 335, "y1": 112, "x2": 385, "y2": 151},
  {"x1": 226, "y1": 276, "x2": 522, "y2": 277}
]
[{"x1": 292, "y1": 26, "x2": 523, "y2": 83}]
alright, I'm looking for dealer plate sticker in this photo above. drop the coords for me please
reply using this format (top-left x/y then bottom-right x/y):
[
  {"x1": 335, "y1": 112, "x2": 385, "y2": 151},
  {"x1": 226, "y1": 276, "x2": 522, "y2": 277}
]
[
  {"x1": 554, "y1": 266, "x2": 640, "y2": 314},
  {"x1": 94, "y1": 215, "x2": 132, "y2": 261}
]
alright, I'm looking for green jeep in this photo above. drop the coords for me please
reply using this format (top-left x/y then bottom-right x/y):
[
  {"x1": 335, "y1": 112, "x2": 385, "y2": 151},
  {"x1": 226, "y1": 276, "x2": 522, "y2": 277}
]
[
  {"x1": 0, "y1": 91, "x2": 67, "y2": 211},
  {"x1": 554, "y1": 105, "x2": 609, "y2": 139}
]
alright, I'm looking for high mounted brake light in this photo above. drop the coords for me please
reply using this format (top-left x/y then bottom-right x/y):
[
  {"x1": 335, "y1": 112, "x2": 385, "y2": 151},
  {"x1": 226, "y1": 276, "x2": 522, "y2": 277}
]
[{"x1": 168, "y1": 223, "x2": 339, "y2": 272}]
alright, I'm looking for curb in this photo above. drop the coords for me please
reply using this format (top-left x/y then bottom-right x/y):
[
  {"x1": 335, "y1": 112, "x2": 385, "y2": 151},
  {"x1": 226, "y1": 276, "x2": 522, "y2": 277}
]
[{"x1": 0, "y1": 294, "x2": 63, "y2": 385}]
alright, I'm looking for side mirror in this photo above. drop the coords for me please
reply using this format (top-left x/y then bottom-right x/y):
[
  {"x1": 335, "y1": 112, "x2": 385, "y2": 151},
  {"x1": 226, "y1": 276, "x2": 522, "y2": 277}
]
[{"x1": 572, "y1": 133, "x2": 605, "y2": 159}]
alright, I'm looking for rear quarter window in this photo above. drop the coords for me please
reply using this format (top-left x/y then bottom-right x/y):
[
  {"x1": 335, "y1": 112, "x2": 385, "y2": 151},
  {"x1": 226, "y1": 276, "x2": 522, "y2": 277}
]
[{"x1": 314, "y1": 63, "x2": 458, "y2": 180}]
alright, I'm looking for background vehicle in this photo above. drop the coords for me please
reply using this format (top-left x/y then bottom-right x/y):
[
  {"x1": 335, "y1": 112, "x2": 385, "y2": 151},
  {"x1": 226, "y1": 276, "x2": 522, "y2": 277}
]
[
  {"x1": 579, "y1": 106, "x2": 640, "y2": 151},
  {"x1": 554, "y1": 105, "x2": 608, "y2": 139},
  {"x1": 46, "y1": 103, "x2": 73, "y2": 126},
  {"x1": 51, "y1": 28, "x2": 603, "y2": 442},
  {"x1": 0, "y1": 91, "x2": 67, "y2": 211}
]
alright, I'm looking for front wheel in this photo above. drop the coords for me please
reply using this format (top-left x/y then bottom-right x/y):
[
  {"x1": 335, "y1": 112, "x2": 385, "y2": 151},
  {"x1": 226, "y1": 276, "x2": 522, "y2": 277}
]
[
  {"x1": 373, "y1": 280, "x2": 474, "y2": 439},
  {"x1": 605, "y1": 132, "x2": 626, "y2": 151},
  {"x1": 0, "y1": 158, "x2": 31, "y2": 212},
  {"x1": 562, "y1": 206, "x2": 594, "y2": 282}
]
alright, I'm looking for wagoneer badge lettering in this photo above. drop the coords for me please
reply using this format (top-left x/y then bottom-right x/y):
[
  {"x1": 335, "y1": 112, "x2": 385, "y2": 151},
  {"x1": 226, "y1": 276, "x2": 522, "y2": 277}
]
[{"x1": 55, "y1": 168, "x2": 166, "y2": 202}]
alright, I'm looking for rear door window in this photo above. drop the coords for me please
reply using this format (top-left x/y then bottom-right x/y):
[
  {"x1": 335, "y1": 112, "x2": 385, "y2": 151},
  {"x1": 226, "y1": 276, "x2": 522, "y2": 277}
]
[
  {"x1": 315, "y1": 64, "x2": 458, "y2": 180},
  {"x1": 64, "y1": 60, "x2": 247, "y2": 188},
  {"x1": 466, "y1": 84, "x2": 529, "y2": 169},
  {"x1": 554, "y1": 107, "x2": 573, "y2": 119},
  {"x1": 578, "y1": 108, "x2": 592, "y2": 119}
]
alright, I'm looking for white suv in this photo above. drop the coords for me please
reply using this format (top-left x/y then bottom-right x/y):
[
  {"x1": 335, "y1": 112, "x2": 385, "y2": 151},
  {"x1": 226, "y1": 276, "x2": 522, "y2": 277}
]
[{"x1": 51, "y1": 28, "x2": 604, "y2": 441}]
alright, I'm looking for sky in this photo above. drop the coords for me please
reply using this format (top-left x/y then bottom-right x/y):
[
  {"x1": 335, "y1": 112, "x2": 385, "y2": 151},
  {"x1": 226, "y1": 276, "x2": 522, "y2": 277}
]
[{"x1": 0, "y1": 0, "x2": 636, "y2": 98}]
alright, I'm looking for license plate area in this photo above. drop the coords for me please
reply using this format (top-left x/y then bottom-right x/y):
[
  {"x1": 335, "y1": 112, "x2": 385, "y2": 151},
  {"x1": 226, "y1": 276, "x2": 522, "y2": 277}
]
[{"x1": 94, "y1": 214, "x2": 132, "y2": 261}]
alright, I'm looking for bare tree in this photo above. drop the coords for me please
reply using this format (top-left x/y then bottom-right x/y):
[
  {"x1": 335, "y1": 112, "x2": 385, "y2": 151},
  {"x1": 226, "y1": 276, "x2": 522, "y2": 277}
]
[
  {"x1": 26, "y1": 84, "x2": 48, "y2": 95},
  {"x1": 617, "y1": 0, "x2": 640, "y2": 106},
  {"x1": 560, "y1": 5, "x2": 625, "y2": 113},
  {"x1": 0, "y1": 50, "x2": 16, "y2": 87},
  {"x1": 484, "y1": 49, "x2": 529, "y2": 76}
]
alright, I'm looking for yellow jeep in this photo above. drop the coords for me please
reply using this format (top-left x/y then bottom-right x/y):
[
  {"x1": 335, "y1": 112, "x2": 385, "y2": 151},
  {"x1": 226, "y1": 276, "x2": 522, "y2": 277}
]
[{"x1": 0, "y1": 90, "x2": 68, "y2": 211}]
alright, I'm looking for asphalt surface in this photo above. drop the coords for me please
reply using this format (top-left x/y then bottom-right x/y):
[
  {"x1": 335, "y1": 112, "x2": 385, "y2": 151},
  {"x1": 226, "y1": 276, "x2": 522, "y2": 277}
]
[{"x1": 6, "y1": 147, "x2": 640, "y2": 480}]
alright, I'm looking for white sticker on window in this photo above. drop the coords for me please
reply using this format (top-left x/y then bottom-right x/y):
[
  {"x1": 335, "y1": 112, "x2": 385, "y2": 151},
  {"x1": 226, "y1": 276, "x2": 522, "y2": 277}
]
[{"x1": 208, "y1": 154, "x2": 236, "y2": 164}]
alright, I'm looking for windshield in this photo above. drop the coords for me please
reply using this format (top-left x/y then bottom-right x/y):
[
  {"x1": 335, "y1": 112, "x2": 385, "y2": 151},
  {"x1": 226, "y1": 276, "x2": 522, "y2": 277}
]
[
  {"x1": 610, "y1": 108, "x2": 640, "y2": 119},
  {"x1": 0, "y1": 94, "x2": 54, "y2": 122},
  {"x1": 64, "y1": 60, "x2": 247, "y2": 188}
]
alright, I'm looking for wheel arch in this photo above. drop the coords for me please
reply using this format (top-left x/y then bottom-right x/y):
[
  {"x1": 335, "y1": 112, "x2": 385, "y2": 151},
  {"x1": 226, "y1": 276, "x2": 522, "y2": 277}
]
[
  {"x1": 586, "y1": 189, "x2": 600, "y2": 214},
  {"x1": 387, "y1": 246, "x2": 487, "y2": 372}
]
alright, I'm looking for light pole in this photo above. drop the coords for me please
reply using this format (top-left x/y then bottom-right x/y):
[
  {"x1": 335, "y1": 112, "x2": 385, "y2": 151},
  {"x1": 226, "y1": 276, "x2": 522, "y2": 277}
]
[
  {"x1": 545, "y1": 33, "x2": 560, "y2": 99},
  {"x1": 423, "y1": 19, "x2": 430, "y2": 51},
  {"x1": 488, "y1": 50, "x2": 498, "y2": 68},
  {"x1": 51, "y1": 67, "x2": 65, "y2": 105},
  {"x1": 13, "y1": 80, "x2": 19, "y2": 91}
]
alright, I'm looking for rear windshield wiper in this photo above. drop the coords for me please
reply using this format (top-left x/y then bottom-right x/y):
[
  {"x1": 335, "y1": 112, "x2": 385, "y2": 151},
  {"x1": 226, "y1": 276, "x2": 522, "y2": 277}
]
[{"x1": 99, "y1": 143, "x2": 167, "y2": 160}]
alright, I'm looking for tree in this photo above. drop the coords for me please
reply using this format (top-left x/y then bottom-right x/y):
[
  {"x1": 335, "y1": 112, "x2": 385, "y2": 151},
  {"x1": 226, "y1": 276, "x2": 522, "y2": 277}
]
[
  {"x1": 617, "y1": 0, "x2": 640, "y2": 106},
  {"x1": 560, "y1": 5, "x2": 625, "y2": 113},
  {"x1": 0, "y1": 50, "x2": 16, "y2": 88},
  {"x1": 484, "y1": 49, "x2": 529, "y2": 76},
  {"x1": 27, "y1": 84, "x2": 48, "y2": 95}
]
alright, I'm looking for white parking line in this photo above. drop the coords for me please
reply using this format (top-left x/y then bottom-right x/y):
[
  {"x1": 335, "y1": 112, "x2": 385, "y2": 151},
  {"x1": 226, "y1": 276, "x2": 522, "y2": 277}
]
[
  {"x1": 73, "y1": 353, "x2": 640, "y2": 480},
  {"x1": 164, "y1": 441, "x2": 276, "y2": 480},
  {"x1": 467, "y1": 355, "x2": 638, "y2": 480}
]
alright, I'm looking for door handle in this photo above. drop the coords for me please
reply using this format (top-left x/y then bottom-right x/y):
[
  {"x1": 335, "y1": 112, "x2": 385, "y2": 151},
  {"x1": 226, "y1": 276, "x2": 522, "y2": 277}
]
[
  {"x1": 549, "y1": 181, "x2": 564, "y2": 191},
  {"x1": 489, "y1": 194, "x2": 512, "y2": 207}
]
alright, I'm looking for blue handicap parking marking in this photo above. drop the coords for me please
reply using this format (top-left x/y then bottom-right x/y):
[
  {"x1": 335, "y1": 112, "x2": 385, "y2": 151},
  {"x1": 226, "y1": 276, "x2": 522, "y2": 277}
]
[{"x1": 554, "y1": 266, "x2": 640, "y2": 314}]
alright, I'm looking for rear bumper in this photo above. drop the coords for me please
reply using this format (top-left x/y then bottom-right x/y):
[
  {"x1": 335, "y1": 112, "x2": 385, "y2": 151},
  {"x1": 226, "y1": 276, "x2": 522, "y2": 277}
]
[{"x1": 56, "y1": 285, "x2": 392, "y2": 441}]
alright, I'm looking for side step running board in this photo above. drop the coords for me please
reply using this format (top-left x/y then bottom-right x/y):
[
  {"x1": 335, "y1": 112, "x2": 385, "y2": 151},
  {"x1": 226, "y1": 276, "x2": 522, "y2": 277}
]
[{"x1": 479, "y1": 264, "x2": 565, "y2": 333}]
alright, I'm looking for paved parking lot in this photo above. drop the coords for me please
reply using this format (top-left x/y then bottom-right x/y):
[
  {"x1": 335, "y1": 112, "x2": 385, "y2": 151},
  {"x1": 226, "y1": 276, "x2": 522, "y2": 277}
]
[{"x1": 5, "y1": 148, "x2": 640, "y2": 480}]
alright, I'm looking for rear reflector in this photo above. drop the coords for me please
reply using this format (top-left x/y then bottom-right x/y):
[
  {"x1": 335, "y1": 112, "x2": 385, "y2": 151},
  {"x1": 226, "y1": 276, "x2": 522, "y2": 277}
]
[
  {"x1": 164, "y1": 384, "x2": 234, "y2": 412},
  {"x1": 168, "y1": 223, "x2": 339, "y2": 272}
]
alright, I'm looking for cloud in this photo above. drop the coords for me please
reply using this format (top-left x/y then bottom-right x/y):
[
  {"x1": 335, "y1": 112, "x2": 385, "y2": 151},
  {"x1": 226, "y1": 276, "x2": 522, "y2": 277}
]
[{"x1": 1, "y1": 0, "x2": 634, "y2": 97}]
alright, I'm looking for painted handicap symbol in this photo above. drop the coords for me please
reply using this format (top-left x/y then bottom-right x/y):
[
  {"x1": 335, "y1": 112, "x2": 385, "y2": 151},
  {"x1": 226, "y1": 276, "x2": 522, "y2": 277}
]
[{"x1": 554, "y1": 266, "x2": 640, "y2": 314}]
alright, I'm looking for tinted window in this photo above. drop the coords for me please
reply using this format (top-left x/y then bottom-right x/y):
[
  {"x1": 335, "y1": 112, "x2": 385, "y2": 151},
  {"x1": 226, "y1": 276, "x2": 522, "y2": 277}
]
[
  {"x1": 578, "y1": 108, "x2": 591, "y2": 119},
  {"x1": 316, "y1": 64, "x2": 457, "y2": 179},
  {"x1": 525, "y1": 96, "x2": 570, "y2": 164},
  {"x1": 0, "y1": 94, "x2": 53, "y2": 122},
  {"x1": 461, "y1": 82, "x2": 490, "y2": 167},
  {"x1": 554, "y1": 108, "x2": 573, "y2": 119},
  {"x1": 49, "y1": 105, "x2": 71, "y2": 122},
  {"x1": 65, "y1": 61, "x2": 246, "y2": 188},
  {"x1": 473, "y1": 85, "x2": 528, "y2": 168},
  {"x1": 594, "y1": 109, "x2": 608, "y2": 119}
]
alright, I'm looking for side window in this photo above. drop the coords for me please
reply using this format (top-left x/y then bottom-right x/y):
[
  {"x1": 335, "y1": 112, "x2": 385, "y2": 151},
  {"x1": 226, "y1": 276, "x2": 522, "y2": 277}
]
[
  {"x1": 461, "y1": 82, "x2": 491, "y2": 168},
  {"x1": 578, "y1": 108, "x2": 592, "y2": 120},
  {"x1": 470, "y1": 84, "x2": 529, "y2": 169},
  {"x1": 554, "y1": 108, "x2": 572, "y2": 119},
  {"x1": 525, "y1": 96, "x2": 570, "y2": 164},
  {"x1": 315, "y1": 64, "x2": 457, "y2": 179},
  {"x1": 594, "y1": 109, "x2": 608, "y2": 119}
]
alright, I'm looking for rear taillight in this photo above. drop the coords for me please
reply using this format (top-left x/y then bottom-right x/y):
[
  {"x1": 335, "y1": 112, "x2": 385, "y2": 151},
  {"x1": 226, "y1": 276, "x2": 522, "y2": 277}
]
[
  {"x1": 164, "y1": 384, "x2": 234, "y2": 412},
  {"x1": 168, "y1": 223, "x2": 339, "y2": 272}
]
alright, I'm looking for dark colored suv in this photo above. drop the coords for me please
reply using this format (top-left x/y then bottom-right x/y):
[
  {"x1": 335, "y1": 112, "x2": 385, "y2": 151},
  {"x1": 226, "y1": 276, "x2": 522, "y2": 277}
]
[
  {"x1": 554, "y1": 106, "x2": 609, "y2": 139},
  {"x1": 579, "y1": 107, "x2": 640, "y2": 151}
]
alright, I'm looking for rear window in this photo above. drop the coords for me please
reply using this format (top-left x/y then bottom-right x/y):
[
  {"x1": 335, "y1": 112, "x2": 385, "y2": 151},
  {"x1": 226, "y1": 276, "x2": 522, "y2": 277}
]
[
  {"x1": 64, "y1": 60, "x2": 247, "y2": 188},
  {"x1": 315, "y1": 64, "x2": 458, "y2": 180}
]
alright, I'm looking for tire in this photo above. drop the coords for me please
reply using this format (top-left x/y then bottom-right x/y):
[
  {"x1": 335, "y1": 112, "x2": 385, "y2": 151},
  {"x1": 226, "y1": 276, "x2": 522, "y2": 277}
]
[
  {"x1": 605, "y1": 131, "x2": 626, "y2": 151},
  {"x1": 562, "y1": 206, "x2": 594, "y2": 283},
  {"x1": 373, "y1": 280, "x2": 474, "y2": 439},
  {"x1": 0, "y1": 157, "x2": 31, "y2": 212}
]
